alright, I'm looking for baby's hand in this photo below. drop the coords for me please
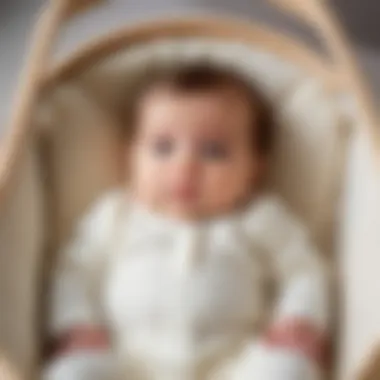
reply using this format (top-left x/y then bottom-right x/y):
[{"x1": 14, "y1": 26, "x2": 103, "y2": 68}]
[
  {"x1": 43, "y1": 326, "x2": 117, "y2": 380},
  {"x1": 264, "y1": 317, "x2": 327, "y2": 367}
]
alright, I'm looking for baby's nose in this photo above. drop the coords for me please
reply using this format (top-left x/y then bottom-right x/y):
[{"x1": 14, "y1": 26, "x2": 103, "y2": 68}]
[
  {"x1": 172, "y1": 153, "x2": 199, "y2": 183},
  {"x1": 178, "y1": 154, "x2": 199, "y2": 175}
]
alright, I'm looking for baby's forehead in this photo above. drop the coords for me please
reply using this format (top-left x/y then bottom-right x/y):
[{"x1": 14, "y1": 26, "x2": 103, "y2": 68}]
[
  {"x1": 140, "y1": 117, "x2": 251, "y2": 146},
  {"x1": 134, "y1": 85, "x2": 254, "y2": 139}
]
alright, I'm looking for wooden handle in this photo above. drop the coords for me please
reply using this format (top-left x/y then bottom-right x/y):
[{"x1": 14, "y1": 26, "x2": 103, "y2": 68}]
[
  {"x1": 268, "y1": 0, "x2": 324, "y2": 24},
  {"x1": 0, "y1": 0, "x2": 106, "y2": 195},
  {"x1": 57, "y1": 0, "x2": 106, "y2": 20},
  {"x1": 0, "y1": 1, "x2": 64, "y2": 192},
  {"x1": 356, "y1": 343, "x2": 380, "y2": 380},
  {"x1": 0, "y1": 355, "x2": 20, "y2": 380},
  {"x1": 269, "y1": 0, "x2": 380, "y2": 158}
]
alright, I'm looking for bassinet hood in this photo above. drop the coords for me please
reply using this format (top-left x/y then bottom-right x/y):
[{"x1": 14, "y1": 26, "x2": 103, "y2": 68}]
[{"x1": 38, "y1": 37, "x2": 351, "y2": 248}]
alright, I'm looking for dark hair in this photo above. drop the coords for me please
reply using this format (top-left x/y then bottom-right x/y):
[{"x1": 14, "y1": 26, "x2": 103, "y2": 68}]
[{"x1": 122, "y1": 63, "x2": 275, "y2": 156}]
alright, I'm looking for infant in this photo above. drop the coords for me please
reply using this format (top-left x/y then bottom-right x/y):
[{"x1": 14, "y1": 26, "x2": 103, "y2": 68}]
[{"x1": 44, "y1": 64, "x2": 329, "y2": 380}]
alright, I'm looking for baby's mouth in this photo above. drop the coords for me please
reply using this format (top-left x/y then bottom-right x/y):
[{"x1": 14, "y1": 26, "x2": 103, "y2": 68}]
[{"x1": 172, "y1": 186, "x2": 197, "y2": 202}]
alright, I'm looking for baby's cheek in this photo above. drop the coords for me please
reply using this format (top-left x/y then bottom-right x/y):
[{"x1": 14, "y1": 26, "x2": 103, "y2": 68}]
[
  {"x1": 133, "y1": 160, "x2": 164, "y2": 205},
  {"x1": 204, "y1": 169, "x2": 238, "y2": 203},
  {"x1": 206, "y1": 166, "x2": 252, "y2": 206}
]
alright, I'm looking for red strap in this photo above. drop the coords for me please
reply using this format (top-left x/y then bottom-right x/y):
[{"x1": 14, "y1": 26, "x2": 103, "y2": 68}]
[
  {"x1": 49, "y1": 325, "x2": 110, "y2": 358},
  {"x1": 263, "y1": 317, "x2": 329, "y2": 367}
]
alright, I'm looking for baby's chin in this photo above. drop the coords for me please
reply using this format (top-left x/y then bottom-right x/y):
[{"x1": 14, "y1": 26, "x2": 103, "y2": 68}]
[
  {"x1": 157, "y1": 200, "x2": 235, "y2": 222},
  {"x1": 133, "y1": 192, "x2": 239, "y2": 221},
  {"x1": 151, "y1": 201, "x2": 199, "y2": 221},
  {"x1": 165, "y1": 205, "x2": 202, "y2": 221}
]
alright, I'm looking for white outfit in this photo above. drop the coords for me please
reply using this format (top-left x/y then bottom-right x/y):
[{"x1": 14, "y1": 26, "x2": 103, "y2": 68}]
[{"x1": 44, "y1": 190, "x2": 329, "y2": 380}]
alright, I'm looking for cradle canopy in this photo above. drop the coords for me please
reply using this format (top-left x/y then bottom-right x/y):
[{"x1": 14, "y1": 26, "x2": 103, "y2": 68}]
[
  {"x1": 40, "y1": 37, "x2": 352, "y2": 249},
  {"x1": 0, "y1": 1, "x2": 379, "y2": 380}
]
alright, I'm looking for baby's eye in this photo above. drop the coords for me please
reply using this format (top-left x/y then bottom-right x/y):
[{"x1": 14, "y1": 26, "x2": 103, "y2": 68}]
[
  {"x1": 200, "y1": 141, "x2": 229, "y2": 160},
  {"x1": 152, "y1": 138, "x2": 174, "y2": 157}
]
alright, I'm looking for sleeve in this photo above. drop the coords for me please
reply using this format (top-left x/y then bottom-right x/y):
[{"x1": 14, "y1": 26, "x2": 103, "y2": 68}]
[
  {"x1": 43, "y1": 191, "x2": 123, "y2": 380},
  {"x1": 48, "y1": 190, "x2": 122, "y2": 338},
  {"x1": 243, "y1": 196, "x2": 330, "y2": 379}
]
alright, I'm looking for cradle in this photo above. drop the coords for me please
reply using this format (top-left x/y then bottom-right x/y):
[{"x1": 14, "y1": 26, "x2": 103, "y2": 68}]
[{"x1": 0, "y1": 0, "x2": 379, "y2": 379}]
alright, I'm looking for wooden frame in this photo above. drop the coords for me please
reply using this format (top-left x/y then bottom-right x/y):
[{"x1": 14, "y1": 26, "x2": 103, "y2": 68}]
[
  {"x1": 0, "y1": 353, "x2": 21, "y2": 380},
  {"x1": 0, "y1": 0, "x2": 378, "y2": 378}
]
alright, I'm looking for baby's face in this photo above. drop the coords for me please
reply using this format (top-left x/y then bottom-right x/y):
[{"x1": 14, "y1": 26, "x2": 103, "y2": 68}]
[{"x1": 129, "y1": 86, "x2": 263, "y2": 220}]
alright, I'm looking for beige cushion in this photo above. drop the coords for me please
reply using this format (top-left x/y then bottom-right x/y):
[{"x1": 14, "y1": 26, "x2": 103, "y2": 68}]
[
  {"x1": 38, "y1": 86, "x2": 124, "y2": 244},
  {"x1": 40, "y1": 38, "x2": 352, "y2": 249},
  {"x1": 0, "y1": 139, "x2": 45, "y2": 377}
]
